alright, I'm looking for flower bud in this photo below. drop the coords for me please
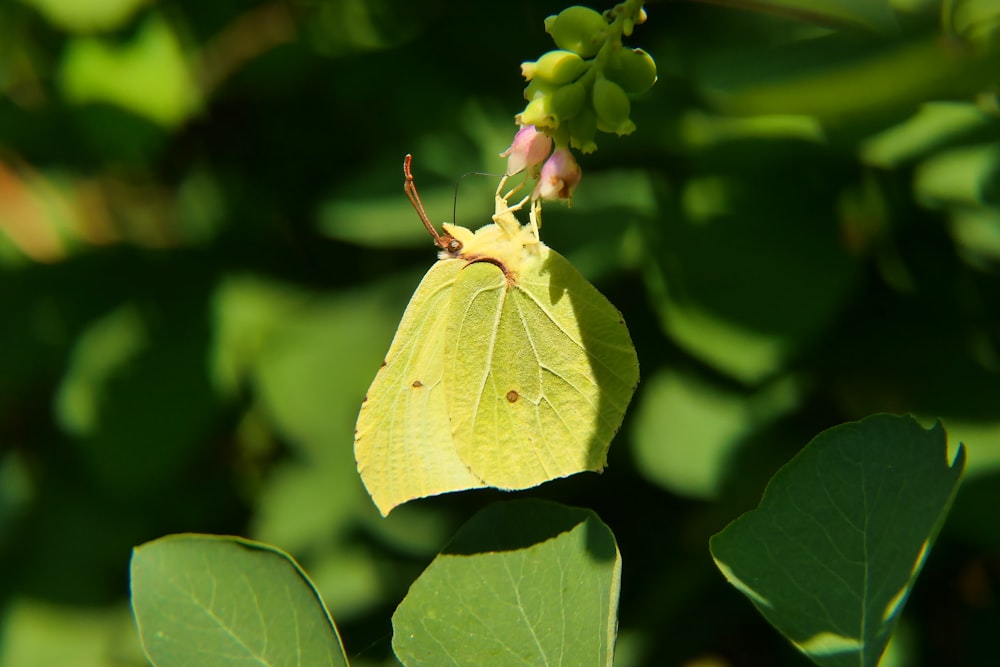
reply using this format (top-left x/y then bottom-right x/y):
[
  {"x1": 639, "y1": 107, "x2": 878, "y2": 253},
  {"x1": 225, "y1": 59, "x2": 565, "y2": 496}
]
[
  {"x1": 592, "y1": 77, "x2": 635, "y2": 136},
  {"x1": 522, "y1": 50, "x2": 589, "y2": 85},
  {"x1": 621, "y1": 6, "x2": 648, "y2": 35},
  {"x1": 500, "y1": 125, "x2": 553, "y2": 176},
  {"x1": 550, "y1": 81, "x2": 586, "y2": 122},
  {"x1": 544, "y1": 6, "x2": 608, "y2": 58},
  {"x1": 532, "y1": 148, "x2": 582, "y2": 202},
  {"x1": 568, "y1": 107, "x2": 598, "y2": 154},
  {"x1": 605, "y1": 47, "x2": 657, "y2": 95},
  {"x1": 516, "y1": 96, "x2": 557, "y2": 130},
  {"x1": 523, "y1": 77, "x2": 557, "y2": 102}
]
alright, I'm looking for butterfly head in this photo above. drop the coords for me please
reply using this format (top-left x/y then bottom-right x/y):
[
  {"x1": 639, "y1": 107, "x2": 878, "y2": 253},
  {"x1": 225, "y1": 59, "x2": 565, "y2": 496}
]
[{"x1": 436, "y1": 234, "x2": 464, "y2": 259}]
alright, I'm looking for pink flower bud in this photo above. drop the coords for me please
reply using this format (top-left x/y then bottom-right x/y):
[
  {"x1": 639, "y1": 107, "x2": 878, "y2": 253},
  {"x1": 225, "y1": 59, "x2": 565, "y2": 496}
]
[
  {"x1": 532, "y1": 148, "x2": 582, "y2": 202},
  {"x1": 500, "y1": 125, "x2": 553, "y2": 176}
]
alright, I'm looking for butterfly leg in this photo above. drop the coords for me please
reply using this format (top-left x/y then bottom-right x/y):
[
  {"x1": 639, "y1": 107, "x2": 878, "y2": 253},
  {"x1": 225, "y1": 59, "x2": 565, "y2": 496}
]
[{"x1": 529, "y1": 199, "x2": 542, "y2": 239}]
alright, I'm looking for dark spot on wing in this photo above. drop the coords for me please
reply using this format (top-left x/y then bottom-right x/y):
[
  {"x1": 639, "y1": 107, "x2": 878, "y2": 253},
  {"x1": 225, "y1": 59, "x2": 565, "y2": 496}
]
[
  {"x1": 380, "y1": 360, "x2": 387, "y2": 368},
  {"x1": 506, "y1": 390, "x2": 519, "y2": 403},
  {"x1": 412, "y1": 380, "x2": 424, "y2": 388}
]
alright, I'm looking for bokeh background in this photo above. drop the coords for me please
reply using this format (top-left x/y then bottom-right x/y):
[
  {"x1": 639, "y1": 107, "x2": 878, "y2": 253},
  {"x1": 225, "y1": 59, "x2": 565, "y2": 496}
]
[{"x1": 2, "y1": 0, "x2": 999, "y2": 664}]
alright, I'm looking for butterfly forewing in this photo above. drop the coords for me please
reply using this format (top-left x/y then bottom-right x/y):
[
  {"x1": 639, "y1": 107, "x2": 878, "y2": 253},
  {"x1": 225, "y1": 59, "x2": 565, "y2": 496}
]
[{"x1": 355, "y1": 260, "x2": 486, "y2": 515}]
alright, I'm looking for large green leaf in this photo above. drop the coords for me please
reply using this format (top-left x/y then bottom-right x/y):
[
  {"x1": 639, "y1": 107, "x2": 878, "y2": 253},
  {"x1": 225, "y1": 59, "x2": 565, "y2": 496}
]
[
  {"x1": 130, "y1": 534, "x2": 348, "y2": 667},
  {"x1": 392, "y1": 499, "x2": 621, "y2": 667},
  {"x1": 710, "y1": 414, "x2": 966, "y2": 667}
]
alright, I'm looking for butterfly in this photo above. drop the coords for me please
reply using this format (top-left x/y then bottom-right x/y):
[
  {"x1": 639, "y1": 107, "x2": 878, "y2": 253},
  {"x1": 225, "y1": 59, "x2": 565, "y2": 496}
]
[{"x1": 355, "y1": 155, "x2": 638, "y2": 515}]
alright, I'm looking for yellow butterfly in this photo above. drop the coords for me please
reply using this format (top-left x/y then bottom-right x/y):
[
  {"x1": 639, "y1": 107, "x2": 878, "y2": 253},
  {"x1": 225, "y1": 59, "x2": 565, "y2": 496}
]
[{"x1": 355, "y1": 155, "x2": 638, "y2": 515}]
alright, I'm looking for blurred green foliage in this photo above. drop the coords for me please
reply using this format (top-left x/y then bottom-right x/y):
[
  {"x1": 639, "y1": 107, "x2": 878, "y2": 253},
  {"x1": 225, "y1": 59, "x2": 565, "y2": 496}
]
[{"x1": 1, "y1": 0, "x2": 999, "y2": 665}]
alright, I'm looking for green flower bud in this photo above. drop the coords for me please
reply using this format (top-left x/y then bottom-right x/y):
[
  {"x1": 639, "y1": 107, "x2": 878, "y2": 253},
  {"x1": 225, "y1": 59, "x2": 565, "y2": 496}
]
[
  {"x1": 568, "y1": 107, "x2": 598, "y2": 153},
  {"x1": 592, "y1": 77, "x2": 635, "y2": 136},
  {"x1": 544, "y1": 6, "x2": 608, "y2": 58},
  {"x1": 516, "y1": 95, "x2": 557, "y2": 131},
  {"x1": 523, "y1": 78, "x2": 557, "y2": 102},
  {"x1": 596, "y1": 115, "x2": 636, "y2": 136},
  {"x1": 522, "y1": 50, "x2": 589, "y2": 85},
  {"x1": 550, "y1": 81, "x2": 586, "y2": 122},
  {"x1": 623, "y1": 6, "x2": 648, "y2": 35},
  {"x1": 605, "y1": 47, "x2": 657, "y2": 95}
]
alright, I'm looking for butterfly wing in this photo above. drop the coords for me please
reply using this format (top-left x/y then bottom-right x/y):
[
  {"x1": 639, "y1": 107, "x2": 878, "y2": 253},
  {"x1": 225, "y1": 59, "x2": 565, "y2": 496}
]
[
  {"x1": 355, "y1": 260, "x2": 486, "y2": 515},
  {"x1": 446, "y1": 249, "x2": 638, "y2": 489}
]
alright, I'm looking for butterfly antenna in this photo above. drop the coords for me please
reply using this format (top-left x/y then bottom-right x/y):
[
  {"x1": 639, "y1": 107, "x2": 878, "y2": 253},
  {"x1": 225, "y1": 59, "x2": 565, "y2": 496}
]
[{"x1": 404, "y1": 154, "x2": 450, "y2": 250}]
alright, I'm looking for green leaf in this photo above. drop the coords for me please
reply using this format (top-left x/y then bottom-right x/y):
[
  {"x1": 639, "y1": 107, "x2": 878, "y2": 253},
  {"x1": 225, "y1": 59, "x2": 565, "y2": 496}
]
[
  {"x1": 701, "y1": 34, "x2": 992, "y2": 122},
  {"x1": 392, "y1": 499, "x2": 621, "y2": 667},
  {"x1": 953, "y1": 0, "x2": 1000, "y2": 49},
  {"x1": 59, "y1": 14, "x2": 199, "y2": 127},
  {"x1": 949, "y1": 209, "x2": 1000, "y2": 268},
  {"x1": 914, "y1": 142, "x2": 1000, "y2": 209},
  {"x1": 130, "y1": 534, "x2": 348, "y2": 667},
  {"x1": 632, "y1": 369, "x2": 800, "y2": 499},
  {"x1": 17, "y1": 0, "x2": 149, "y2": 33},
  {"x1": 55, "y1": 303, "x2": 149, "y2": 438},
  {"x1": 719, "y1": 0, "x2": 898, "y2": 33},
  {"x1": 859, "y1": 101, "x2": 996, "y2": 168},
  {"x1": 710, "y1": 414, "x2": 966, "y2": 667}
]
